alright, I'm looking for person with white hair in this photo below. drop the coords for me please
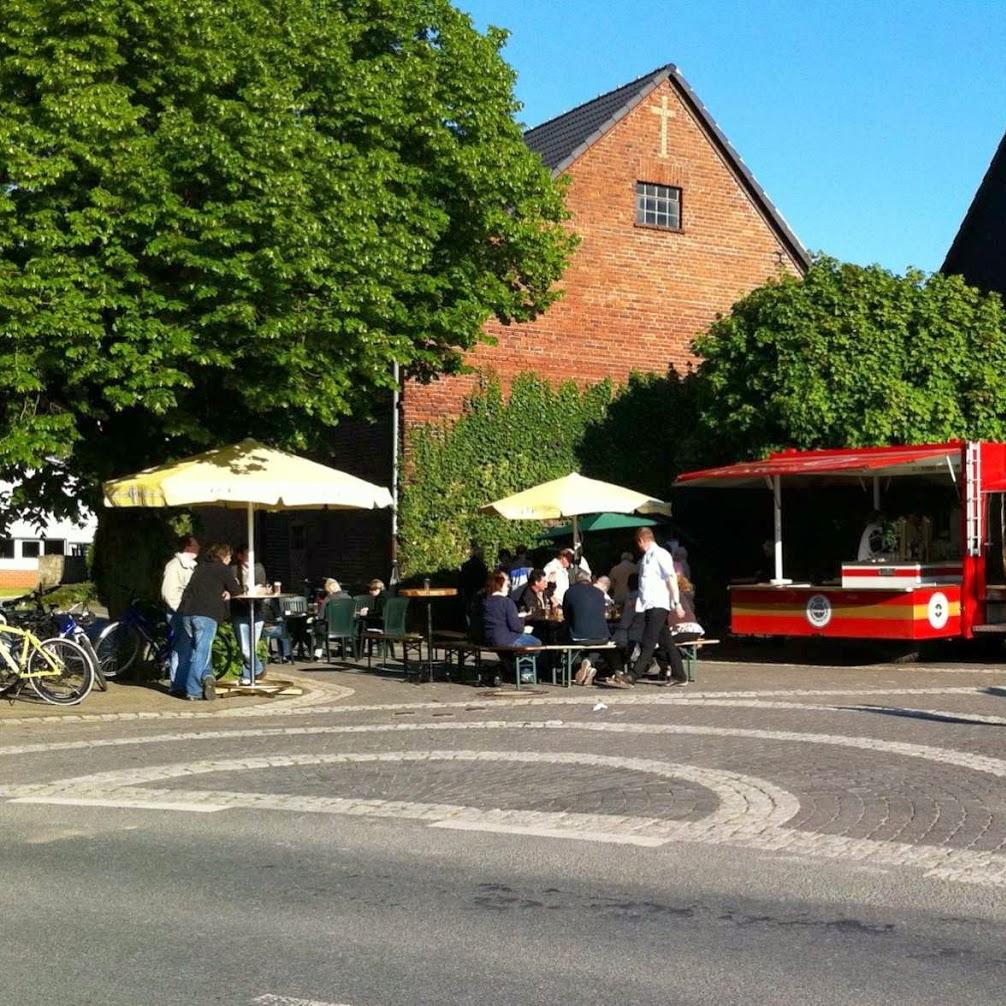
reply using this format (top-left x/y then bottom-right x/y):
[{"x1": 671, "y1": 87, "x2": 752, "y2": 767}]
[
  {"x1": 608, "y1": 551, "x2": 637, "y2": 604},
  {"x1": 593, "y1": 574, "x2": 615, "y2": 614},
  {"x1": 312, "y1": 578, "x2": 351, "y2": 657}
]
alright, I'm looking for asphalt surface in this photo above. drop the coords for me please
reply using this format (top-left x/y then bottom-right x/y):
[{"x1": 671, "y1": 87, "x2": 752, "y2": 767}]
[{"x1": 4, "y1": 661, "x2": 1006, "y2": 1005}]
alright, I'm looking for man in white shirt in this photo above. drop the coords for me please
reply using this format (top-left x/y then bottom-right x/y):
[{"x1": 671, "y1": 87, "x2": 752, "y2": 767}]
[
  {"x1": 543, "y1": 548, "x2": 575, "y2": 606},
  {"x1": 161, "y1": 534, "x2": 199, "y2": 692},
  {"x1": 609, "y1": 527, "x2": 685, "y2": 687}
]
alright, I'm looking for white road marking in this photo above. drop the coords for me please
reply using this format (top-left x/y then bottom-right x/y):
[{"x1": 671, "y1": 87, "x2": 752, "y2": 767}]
[
  {"x1": 8, "y1": 745, "x2": 1006, "y2": 886},
  {"x1": 254, "y1": 995, "x2": 353, "y2": 1006},
  {"x1": 1, "y1": 683, "x2": 1001, "y2": 728},
  {"x1": 7, "y1": 714, "x2": 1006, "y2": 787},
  {"x1": 2, "y1": 687, "x2": 1001, "y2": 752},
  {"x1": 429, "y1": 818, "x2": 667, "y2": 846},
  {"x1": 0, "y1": 749, "x2": 799, "y2": 834},
  {"x1": 9, "y1": 796, "x2": 226, "y2": 813}
]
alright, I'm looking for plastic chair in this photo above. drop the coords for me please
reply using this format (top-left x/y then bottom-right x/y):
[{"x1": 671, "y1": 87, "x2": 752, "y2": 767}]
[
  {"x1": 365, "y1": 596, "x2": 423, "y2": 669},
  {"x1": 324, "y1": 596, "x2": 358, "y2": 661},
  {"x1": 282, "y1": 596, "x2": 308, "y2": 616}
]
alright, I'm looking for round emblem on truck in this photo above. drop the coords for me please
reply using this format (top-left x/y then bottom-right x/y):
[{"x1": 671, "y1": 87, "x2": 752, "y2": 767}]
[
  {"x1": 805, "y1": 594, "x2": 832, "y2": 628},
  {"x1": 927, "y1": 591, "x2": 950, "y2": 630}
]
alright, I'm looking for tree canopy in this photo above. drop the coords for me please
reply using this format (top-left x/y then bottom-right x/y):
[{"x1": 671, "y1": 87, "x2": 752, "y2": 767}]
[
  {"x1": 0, "y1": 0, "x2": 574, "y2": 523},
  {"x1": 692, "y1": 257, "x2": 1006, "y2": 461}
]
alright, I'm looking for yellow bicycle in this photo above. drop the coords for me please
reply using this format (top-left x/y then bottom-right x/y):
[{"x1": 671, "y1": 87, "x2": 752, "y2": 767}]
[{"x1": 0, "y1": 623, "x2": 94, "y2": 706}]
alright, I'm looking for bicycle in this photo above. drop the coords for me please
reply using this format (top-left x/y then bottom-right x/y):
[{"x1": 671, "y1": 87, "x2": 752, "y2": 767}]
[
  {"x1": 0, "y1": 588, "x2": 108, "y2": 692},
  {"x1": 0, "y1": 622, "x2": 94, "y2": 705},
  {"x1": 94, "y1": 601, "x2": 170, "y2": 680}
]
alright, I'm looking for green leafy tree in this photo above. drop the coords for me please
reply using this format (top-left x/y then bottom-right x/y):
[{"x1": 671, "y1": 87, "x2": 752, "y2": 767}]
[
  {"x1": 0, "y1": 0, "x2": 575, "y2": 535},
  {"x1": 692, "y1": 256, "x2": 1006, "y2": 459}
]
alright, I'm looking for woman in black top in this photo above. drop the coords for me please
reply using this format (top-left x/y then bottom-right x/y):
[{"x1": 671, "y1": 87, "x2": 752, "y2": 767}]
[{"x1": 178, "y1": 543, "x2": 241, "y2": 700}]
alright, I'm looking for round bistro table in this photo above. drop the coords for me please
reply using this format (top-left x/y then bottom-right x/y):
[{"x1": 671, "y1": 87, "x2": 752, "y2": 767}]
[{"x1": 398, "y1": 587, "x2": 458, "y2": 682}]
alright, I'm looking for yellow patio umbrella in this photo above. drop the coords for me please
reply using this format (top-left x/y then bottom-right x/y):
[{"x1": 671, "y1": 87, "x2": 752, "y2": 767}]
[
  {"x1": 104, "y1": 438, "x2": 393, "y2": 512},
  {"x1": 479, "y1": 472, "x2": 671, "y2": 548},
  {"x1": 104, "y1": 439, "x2": 393, "y2": 683}
]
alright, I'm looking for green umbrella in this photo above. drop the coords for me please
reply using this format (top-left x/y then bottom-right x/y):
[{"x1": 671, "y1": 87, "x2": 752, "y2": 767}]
[{"x1": 542, "y1": 512, "x2": 659, "y2": 540}]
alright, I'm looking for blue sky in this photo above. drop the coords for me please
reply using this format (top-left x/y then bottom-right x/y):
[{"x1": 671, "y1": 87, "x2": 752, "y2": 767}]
[{"x1": 458, "y1": 0, "x2": 1006, "y2": 274}]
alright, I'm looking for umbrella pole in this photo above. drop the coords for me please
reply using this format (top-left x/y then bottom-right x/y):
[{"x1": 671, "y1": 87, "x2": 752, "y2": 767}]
[
  {"x1": 572, "y1": 515, "x2": 580, "y2": 553},
  {"x1": 245, "y1": 502, "x2": 258, "y2": 688}
]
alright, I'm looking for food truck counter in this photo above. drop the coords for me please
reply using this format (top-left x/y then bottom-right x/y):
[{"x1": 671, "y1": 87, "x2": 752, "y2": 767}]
[
  {"x1": 839, "y1": 561, "x2": 962, "y2": 589},
  {"x1": 729, "y1": 581, "x2": 961, "y2": 640}
]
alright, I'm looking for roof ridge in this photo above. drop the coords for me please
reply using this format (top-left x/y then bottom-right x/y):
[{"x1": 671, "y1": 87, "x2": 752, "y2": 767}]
[{"x1": 523, "y1": 63, "x2": 675, "y2": 138}]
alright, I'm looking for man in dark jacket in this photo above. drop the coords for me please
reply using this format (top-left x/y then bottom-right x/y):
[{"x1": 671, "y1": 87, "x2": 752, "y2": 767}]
[
  {"x1": 562, "y1": 570, "x2": 613, "y2": 685},
  {"x1": 514, "y1": 568, "x2": 548, "y2": 619},
  {"x1": 178, "y1": 543, "x2": 242, "y2": 700}
]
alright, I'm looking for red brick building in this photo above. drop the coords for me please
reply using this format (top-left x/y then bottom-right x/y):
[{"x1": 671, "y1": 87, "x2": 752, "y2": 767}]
[
  {"x1": 403, "y1": 64, "x2": 809, "y2": 428},
  {"x1": 254, "y1": 65, "x2": 809, "y2": 587}
]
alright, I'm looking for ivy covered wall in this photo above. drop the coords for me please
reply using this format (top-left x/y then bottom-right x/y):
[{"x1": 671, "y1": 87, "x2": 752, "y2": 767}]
[{"x1": 397, "y1": 371, "x2": 699, "y2": 576}]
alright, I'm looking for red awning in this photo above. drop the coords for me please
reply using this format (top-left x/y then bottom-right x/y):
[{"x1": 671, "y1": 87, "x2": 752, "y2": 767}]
[{"x1": 675, "y1": 443, "x2": 963, "y2": 488}]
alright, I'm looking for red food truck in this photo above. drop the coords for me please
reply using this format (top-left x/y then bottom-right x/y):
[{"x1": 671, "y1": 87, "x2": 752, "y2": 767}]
[{"x1": 674, "y1": 441, "x2": 1006, "y2": 641}]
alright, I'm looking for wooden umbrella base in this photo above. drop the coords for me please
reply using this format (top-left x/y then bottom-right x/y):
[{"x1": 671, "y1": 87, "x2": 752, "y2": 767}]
[{"x1": 215, "y1": 678, "x2": 304, "y2": 698}]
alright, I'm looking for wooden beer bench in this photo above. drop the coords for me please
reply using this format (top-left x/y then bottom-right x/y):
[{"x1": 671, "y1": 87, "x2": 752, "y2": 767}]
[
  {"x1": 434, "y1": 637, "x2": 617, "y2": 688},
  {"x1": 674, "y1": 638, "x2": 719, "y2": 682}
]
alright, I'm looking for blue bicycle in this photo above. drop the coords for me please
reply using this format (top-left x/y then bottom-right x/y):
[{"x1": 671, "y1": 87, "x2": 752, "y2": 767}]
[{"x1": 94, "y1": 601, "x2": 171, "y2": 680}]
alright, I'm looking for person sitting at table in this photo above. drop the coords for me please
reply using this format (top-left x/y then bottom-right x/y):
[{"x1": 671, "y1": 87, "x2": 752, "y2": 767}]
[
  {"x1": 360, "y1": 578, "x2": 386, "y2": 622},
  {"x1": 482, "y1": 571, "x2": 541, "y2": 649},
  {"x1": 261, "y1": 597, "x2": 293, "y2": 665},
  {"x1": 312, "y1": 578, "x2": 352, "y2": 656},
  {"x1": 514, "y1": 568, "x2": 548, "y2": 620},
  {"x1": 593, "y1": 574, "x2": 615, "y2": 614},
  {"x1": 563, "y1": 569, "x2": 614, "y2": 687},
  {"x1": 668, "y1": 574, "x2": 704, "y2": 649}
]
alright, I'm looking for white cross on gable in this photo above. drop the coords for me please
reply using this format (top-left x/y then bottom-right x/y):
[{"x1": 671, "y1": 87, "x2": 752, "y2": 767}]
[{"x1": 649, "y1": 94, "x2": 676, "y2": 158}]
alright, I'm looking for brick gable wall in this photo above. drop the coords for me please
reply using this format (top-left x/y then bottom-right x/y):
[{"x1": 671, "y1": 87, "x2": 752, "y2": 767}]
[{"x1": 404, "y1": 77, "x2": 802, "y2": 427}]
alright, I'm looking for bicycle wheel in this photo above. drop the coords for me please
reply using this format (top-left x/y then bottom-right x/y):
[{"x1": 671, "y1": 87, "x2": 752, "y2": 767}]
[
  {"x1": 28, "y1": 637, "x2": 94, "y2": 705},
  {"x1": 77, "y1": 633, "x2": 107, "y2": 692},
  {"x1": 95, "y1": 621, "x2": 141, "y2": 679}
]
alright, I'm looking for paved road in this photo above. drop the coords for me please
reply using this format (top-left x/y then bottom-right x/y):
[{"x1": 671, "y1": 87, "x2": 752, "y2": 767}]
[{"x1": 5, "y1": 664, "x2": 1006, "y2": 1004}]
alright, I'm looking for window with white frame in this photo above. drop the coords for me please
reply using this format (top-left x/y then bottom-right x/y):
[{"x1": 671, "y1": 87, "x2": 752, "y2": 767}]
[
  {"x1": 635, "y1": 181, "x2": 681, "y2": 230},
  {"x1": 20, "y1": 540, "x2": 40, "y2": 558}
]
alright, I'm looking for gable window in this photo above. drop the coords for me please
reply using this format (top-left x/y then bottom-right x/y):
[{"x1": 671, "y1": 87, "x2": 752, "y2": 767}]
[
  {"x1": 635, "y1": 181, "x2": 681, "y2": 230},
  {"x1": 20, "y1": 540, "x2": 40, "y2": 558},
  {"x1": 44, "y1": 539, "x2": 65, "y2": 556},
  {"x1": 0, "y1": 539, "x2": 13, "y2": 559}
]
